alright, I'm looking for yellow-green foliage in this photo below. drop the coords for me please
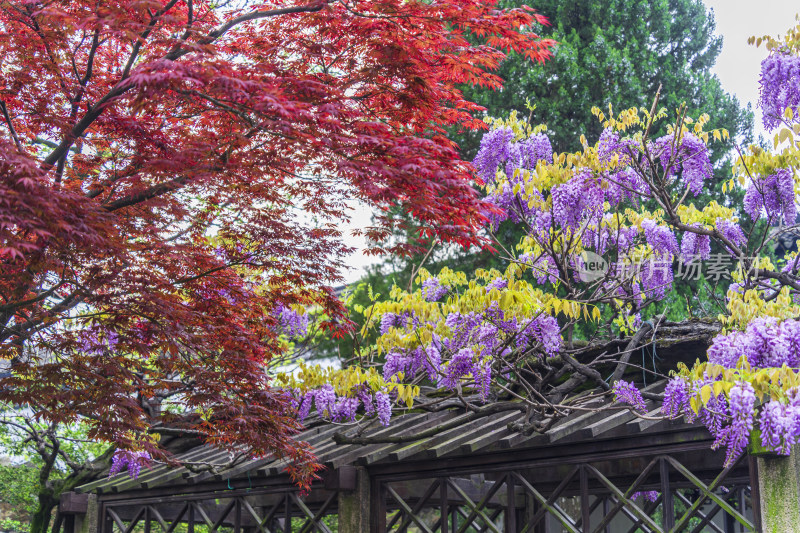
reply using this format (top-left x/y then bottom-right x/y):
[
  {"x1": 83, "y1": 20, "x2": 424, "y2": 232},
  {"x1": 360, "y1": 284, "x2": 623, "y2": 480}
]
[
  {"x1": 276, "y1": 363, "x2": 419, "y2": 408},
  {"x1": 676, "y1": 359, "x2": 800, "y2": 415}
]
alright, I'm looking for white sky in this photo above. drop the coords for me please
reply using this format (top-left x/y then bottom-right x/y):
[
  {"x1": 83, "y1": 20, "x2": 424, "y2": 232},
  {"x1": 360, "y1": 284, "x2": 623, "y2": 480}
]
[{"x1": 337, "y1": 2, "x2": 800, "y2": 284}]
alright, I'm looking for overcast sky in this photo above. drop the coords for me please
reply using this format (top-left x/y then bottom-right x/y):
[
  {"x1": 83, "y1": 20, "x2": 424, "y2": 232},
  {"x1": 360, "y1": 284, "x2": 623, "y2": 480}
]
[
  {"x1": 703, "y1": 0, "x2": 798, "y2": 138},
  {"x1": 337, "y1": 2, "x2": 800, "y2": 284}
]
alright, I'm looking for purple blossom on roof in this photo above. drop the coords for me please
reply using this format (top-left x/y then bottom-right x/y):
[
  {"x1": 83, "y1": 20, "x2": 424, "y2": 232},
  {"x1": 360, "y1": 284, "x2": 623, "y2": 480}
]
[
  {"x1": 706, "y1": 330, "x2": 747, "y2": 368},
  {"x1": 699, "y1": 389, "x2": 730, "y2": 445},
  {"x1": 297, "y1": 391, "x2": 313, "y2": 422},
  {"x1": 421, "y1": 277, "x2": 449, "y2": 302},
  {"x1": 759, "y1": 52, "x2": 800, "y2": 131},
  {"x1": 384, "y1": 344, "x2": 441, "y2": 382},
  {"x1": 332, "y1": 396, "x2": 359, "y2": 422},
  {"x1": 551, "y1": 169, "x2": 604, "y2": 230},
  {"x1": 314, "y1": 384, "x2": 336, "y2": 417},
  {"x1": 441, "y1": 348, "x2": 475, "y2": 389},
  {"x1": 662, "y1": 377, "x2": 690, "y2": 419},
  {"x1": 443, "y1": 312, "x2": 482, "y2": 352},
  {"x1": 715, "y1": 218, "x2": 747, "y2": 249},
  {"x1": 375, "y1": 392, "x2": 392, "y2": 426},
  {"x1": 612, "y1": 380, "x2": 647, "y2": 412},
  {"x1": 641, "y1": 219, "x2": 678, "y2": 257},
  {"x1": 521, "y1": 314, "x2": 561, "y2": 357},
  {"x1": 680, "y1": 227, "x2": 711, "y2": 262},
  {"x1": 743, "y1": 168, "x2": 796, "y2": 225},
  {"x1": 358, "y1": 389, "x2": 375, "y2": 416},
  {"x1": 474, "y1": 359, "x2": 492, "y2": 400},
  {"x1": 652, "y1": 133, "x2": 712, "y2": 196},
  {"x1": 109, "y1": 450, "x2": 151, "y2": 479}
]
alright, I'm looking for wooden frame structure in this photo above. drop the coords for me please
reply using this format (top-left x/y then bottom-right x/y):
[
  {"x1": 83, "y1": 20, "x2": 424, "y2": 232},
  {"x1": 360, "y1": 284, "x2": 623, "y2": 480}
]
[{"x1": 73, "y1": 392, "x2": 762, "y2": 533}]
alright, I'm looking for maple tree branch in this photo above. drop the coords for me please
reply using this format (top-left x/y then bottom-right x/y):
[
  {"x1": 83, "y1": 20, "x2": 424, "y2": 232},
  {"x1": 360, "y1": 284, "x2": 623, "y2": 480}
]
[
  {"x1": 80, "y1": 29, "x2": 101, "y2": 87},
  {"x1": 121, "y1": 0, "x2": 182, "y2": 80},
  {"x1": 0, "y1": 100, "x2": 22, "y2": 151},
  {"x1": 42, "y1": 1, "x2": 323, "y2": 172},
  {"x1": 0, "y1": 282, "x2": 67, "y2": 314},
  {"x1": 102, "y1": 176, "x2": 191, "y2": 212},
  {"x1": 204, "y1": 2, "x2": 328, "y2": 43}
]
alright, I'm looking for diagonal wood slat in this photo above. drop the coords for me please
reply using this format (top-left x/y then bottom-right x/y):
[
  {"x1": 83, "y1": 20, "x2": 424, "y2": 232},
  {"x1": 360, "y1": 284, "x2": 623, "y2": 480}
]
[
  {"x1": 385, "y1": 485, "x2": 435, "y2": 533},
  {"x1": 585, "y1": 460, "x2": 662, "y2": 533},
  {"x1": 451, "y1": 475, "x2": 506, "y2": 533},
  {"x1": 665, "y1": 455, "x2": 753, "y2": 531}
]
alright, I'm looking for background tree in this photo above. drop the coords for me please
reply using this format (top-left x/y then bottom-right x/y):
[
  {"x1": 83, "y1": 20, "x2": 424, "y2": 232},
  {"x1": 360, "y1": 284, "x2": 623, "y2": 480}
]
[
  {"x1": 456, "y1": 0, "x2": 752, "y2": 159},
  {"x1": 0, "y1": 0, "x2": 554, "y2": 530}
]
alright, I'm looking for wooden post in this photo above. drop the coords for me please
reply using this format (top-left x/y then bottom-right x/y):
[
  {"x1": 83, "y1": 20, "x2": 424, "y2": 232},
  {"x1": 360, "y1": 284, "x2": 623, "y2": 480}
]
[
  {"x1": 756, "y1": 448, "x2": 800, "y2": 532},
  {"x1": 338, "y1": 467, "x2": 370, "y2": 533},
  {"x1": 59, "y1": 492, "x2": 97, "y2": 533}
]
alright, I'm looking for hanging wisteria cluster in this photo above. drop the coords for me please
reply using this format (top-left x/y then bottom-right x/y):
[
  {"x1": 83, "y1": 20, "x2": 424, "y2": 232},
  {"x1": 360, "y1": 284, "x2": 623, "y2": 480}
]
[
  {"x1": 276, "y1": 304, "x2": 309, "y2": 339},
  {"x1": 109, "y1": 450, "x2": 151, "y2": 479},
  {"x1": 613, "y1": 317, "x2": 800, "y2": 466},
  {"x1": 759, "y1": 51, "x2": 800, "y2": 130}
]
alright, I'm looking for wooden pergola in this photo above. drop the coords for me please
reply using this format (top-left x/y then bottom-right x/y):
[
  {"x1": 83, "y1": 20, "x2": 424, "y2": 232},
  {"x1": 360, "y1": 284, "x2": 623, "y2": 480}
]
[{"x1": 63, "y1": 384, "x2": 772, "y2": 533}]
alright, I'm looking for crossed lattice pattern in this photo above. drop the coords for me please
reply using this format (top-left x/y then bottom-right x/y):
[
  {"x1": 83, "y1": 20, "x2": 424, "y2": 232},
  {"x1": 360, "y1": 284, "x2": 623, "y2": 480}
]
[
  {"x1": 381, "y1": 455, "x2": 755, "y2": 532},
  {"x1": 103, "y1": 491, "x2": 338, "y2": 533}
]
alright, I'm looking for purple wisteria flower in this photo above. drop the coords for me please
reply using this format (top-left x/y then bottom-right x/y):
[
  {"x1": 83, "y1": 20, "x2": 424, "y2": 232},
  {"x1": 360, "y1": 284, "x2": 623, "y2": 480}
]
[
  {"x1": 680, "y1": 227, "x2": 711, "y2": 262},
  {"x1": 652, "y1": 133, "x2": 712, "y2": 196},
  {"x1": 380, "y1": 312, "x2": 410, "y2": 335},
  {"x1": 552, "y1": 169, "x2": 604, "y2": 230},
  {"x1": 760, "y1": 400, "x2": 794, "y2": 455},
  {"x1": 376, "y1": 392, "x2": 392, "y2": 426},
  {"x1": 314, "y1": 384, "x2": 336, "y2": 417},
  {"x1": 422, "y1": 277, "x2": 449, "y2": 302},
  {"x1": 473, "y1": 129, "x2": 553, "y2": 229},
  {"x1": 519, "y1": 253, "x2": 559, "y2": 284},
  {"x1": 662, "y1": 377, "x2": 690, "y2": 419},
  {"x1": 612, "y1": 380, "x2": 647, "y2": 412},
  {"x1": 743, "y1": 168, "x2": 796, "y2": 225},
  {"x1": 725, "y1": 382, "x2": 756, "y2": 464},
  {"x1": 630, "y1": 491, "x2": 659, "y2": 503},
  {"x1": 760, "y1": 52, "x2": 800, "y2": 131},
  {"x1": 298, "y1": 391, "x2": 314, "y2": 422},
  {"x1": 641, "y1": 219, "x2": 679, "y2": 256},
  {"x1": 109, "y1": 450, "x2": 151, "y2": 479},
  {"x1": 473, "y1": 127, "x2": 516, "y2": 184},
  {"x1": 276, "y1": 305, "x2": 309, "y2": 338},
  {"x1": 486, "y1": 277, "x2": 508, "y2": 292},
  {"x1": 707, "y1": 317, "x2": 800, "y2": 368},
  {"x1": 715, "y1": 218, "x2": 747, "y2": 249}
]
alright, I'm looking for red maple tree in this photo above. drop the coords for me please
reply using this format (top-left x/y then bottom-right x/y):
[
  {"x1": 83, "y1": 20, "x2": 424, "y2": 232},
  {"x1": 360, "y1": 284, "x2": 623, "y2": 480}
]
[{"x1": 0, "y1": 0, "x2": 553, "y2": 486}]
